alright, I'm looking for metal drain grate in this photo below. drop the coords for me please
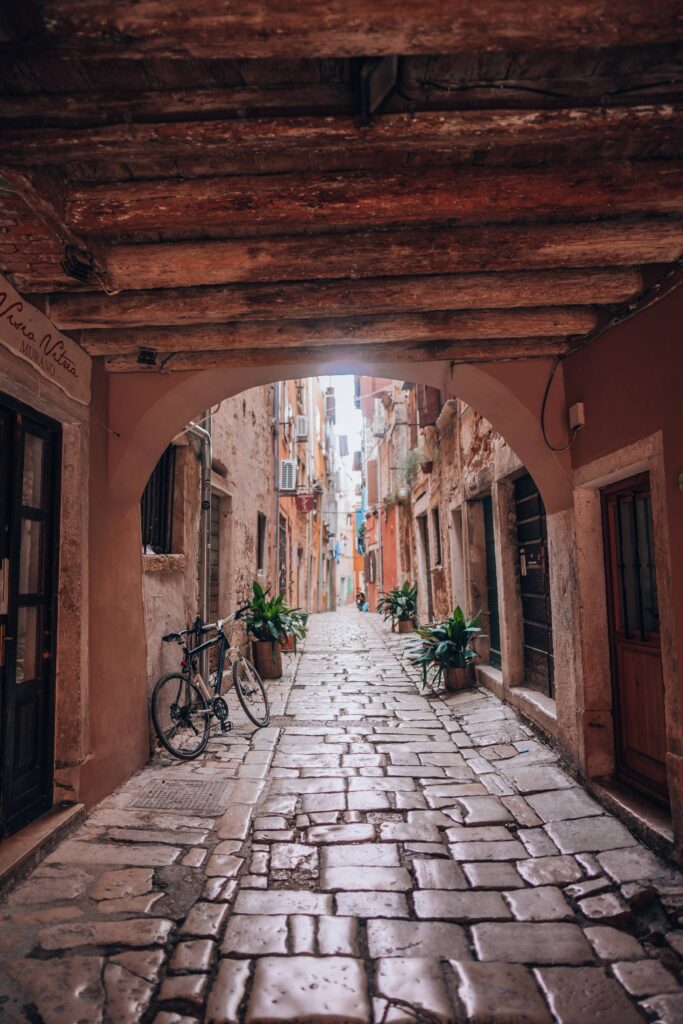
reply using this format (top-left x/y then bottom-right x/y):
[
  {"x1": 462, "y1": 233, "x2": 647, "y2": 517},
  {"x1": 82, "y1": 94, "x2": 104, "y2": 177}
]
[{"x1": 131, "y1": 779, "x2": 229, "y2": 812}]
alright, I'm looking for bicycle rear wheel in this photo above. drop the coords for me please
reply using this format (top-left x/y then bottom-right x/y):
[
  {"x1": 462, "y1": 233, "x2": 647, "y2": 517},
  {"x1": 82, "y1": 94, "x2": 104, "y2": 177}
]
[
  {"x1": 151, "y1": 672, "x2": 210, "y2": 759},
  {"x1": 233, "y1": 657, "x2": 270, "y2": 727}
]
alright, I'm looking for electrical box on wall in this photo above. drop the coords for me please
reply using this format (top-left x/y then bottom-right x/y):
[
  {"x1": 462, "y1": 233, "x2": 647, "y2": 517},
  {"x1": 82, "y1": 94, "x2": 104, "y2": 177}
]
[{"x1": 569, "y1": 402, "x2": 586, "y2": 430}]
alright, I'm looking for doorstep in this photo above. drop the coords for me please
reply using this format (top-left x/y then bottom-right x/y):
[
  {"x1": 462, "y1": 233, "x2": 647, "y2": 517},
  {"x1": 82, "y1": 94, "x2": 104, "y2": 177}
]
[
  {"x1": 476, "y1": 664, "x2": 558, "y2": 740},
  {"x1": 589, "y1": 776, "x2": 674, "y2": 861},
  {"x1": 0, "y1": 802, "x2": 85, "y2": 896}
]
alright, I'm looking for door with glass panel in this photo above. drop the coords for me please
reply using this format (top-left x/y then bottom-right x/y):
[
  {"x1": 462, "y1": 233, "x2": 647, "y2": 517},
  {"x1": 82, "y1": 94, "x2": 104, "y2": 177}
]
[
  {"x1": 602, "y1": 473, "x2": 668, "y2": 806},
  {"x1": 0, "y1": 393, "x2": 60, "y2": 836}
]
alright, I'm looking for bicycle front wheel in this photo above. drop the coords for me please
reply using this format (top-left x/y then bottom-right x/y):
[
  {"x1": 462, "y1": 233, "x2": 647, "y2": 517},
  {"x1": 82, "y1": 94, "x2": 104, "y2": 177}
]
[
  {"x1": 233, "y1": 657, "x2": 270, "y2": 727},
  {"x1": 151, "y1": 672, "x2": 210, "y2": 759}
]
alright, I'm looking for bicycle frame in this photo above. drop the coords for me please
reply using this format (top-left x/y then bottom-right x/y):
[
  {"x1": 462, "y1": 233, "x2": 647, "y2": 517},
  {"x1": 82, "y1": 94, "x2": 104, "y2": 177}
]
[{"x1": 183, "y1": 628, "x2": 240, "y2": 702}]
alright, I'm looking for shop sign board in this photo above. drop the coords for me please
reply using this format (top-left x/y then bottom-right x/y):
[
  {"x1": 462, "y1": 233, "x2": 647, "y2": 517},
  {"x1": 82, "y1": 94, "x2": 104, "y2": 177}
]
[{"x1": 0, "y1": 272, "x2": 91, "y2": 405}]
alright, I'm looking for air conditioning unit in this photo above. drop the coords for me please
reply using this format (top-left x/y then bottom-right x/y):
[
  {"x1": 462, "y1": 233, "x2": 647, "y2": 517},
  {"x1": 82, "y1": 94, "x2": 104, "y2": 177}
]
[
  {"x1": 295, "y1": 415, "x2": 309, "y2": 440},
  {"x1": 279, "y1": 459, "x2": 297, "y2": 493}
]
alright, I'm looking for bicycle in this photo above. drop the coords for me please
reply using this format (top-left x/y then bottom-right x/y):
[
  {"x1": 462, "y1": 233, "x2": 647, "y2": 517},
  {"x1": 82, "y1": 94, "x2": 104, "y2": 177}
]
[{"x1": 150, "y1": 608, "x2": 270, "y2": 760}]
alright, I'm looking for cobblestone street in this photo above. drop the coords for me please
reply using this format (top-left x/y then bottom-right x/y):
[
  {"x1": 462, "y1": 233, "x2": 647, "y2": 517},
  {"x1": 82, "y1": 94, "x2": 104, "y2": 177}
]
[{"x1": 1, "y1": 609, "x2": 683, "y2": 1023}]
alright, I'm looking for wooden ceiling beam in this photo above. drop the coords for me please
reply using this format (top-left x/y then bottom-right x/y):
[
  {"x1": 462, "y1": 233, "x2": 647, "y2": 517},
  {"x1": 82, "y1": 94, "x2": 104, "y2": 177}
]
[
  {"x1": 3, "y1": 77, "x2": 681, "y2": 130},
  {"x1": 90, "y1": 219, "x2": 683, "y2": 292},
  {"x1": 79, "y1": 307, "x2": 597, "y2": 357},
  {"x1": 48, "y1": 268, "x2": 642, "y2": 329},
  {"x1": 36, "y1": 2, "x2": 683, "y2": 59},
  {"x1": 65, "y1": 162, "x2": 683, "y2": 236},
  {"x1": 103, "y1": 337, "x2": 571, "y2": 373},
  {"x1": 3, "y1": 106, "x2": 679, "y2": 167}
]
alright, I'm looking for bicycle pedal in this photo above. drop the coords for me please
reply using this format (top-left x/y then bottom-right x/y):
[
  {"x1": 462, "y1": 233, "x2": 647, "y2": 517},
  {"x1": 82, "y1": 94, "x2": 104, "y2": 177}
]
[{"x1": 221, "y1": 720, "x2": 232, "y2": 733}]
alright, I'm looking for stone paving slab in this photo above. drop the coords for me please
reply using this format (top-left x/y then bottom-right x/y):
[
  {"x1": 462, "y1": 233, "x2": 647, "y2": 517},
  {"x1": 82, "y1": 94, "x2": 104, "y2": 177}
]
[{"x1": 0, "y1": 609, "x2": 682, "y2": 1022}]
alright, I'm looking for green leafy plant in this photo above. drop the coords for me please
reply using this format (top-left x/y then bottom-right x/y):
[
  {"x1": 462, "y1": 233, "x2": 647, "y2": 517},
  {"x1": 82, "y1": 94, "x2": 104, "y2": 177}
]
[
  {"x1": 394, "y1": 580, "x2": 418, "y2": 622},
  {"x1": 282, "y1": 608, "x2": 309, "y2": 642},
  {"x1": 408, "y1": 606, "x2": 484, "y2": 688},
  {"x1": 377, "y1": 581, "x2": 417, "y2": 625},
  {"x1": 377, "y1": 585, "x2": 400, "y2": 624},
  {"x1": 241, "y1": 581, "x2": 294, "y2": 644}
]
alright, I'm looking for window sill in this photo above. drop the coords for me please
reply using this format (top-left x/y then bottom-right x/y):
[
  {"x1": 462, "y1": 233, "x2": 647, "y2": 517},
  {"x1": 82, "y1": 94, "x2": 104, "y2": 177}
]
[{"x1": 143, "y1": 553, "x2": 187, "y2": 574}]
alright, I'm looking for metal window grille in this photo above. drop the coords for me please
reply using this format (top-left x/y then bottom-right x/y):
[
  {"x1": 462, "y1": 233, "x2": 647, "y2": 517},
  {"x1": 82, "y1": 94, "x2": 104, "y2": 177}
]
[{"x1": 141, "y1": 445, "x2": 176, "y2": 554}]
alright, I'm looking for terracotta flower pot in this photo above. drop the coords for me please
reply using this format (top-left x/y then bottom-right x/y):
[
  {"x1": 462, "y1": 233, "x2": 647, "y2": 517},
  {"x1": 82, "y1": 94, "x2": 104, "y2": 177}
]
[
  {"x1": 280, "y1": 635, "x2": 296, "y2": 653},
  {"x1": 398, "y1": 619, "x2": 415, "y2": 634},
  {"x1": 252, "y1": 640, "x2": 282, "y2": 679},
  {"x1": 444, "y1": 665, "x2": 472, "y2": 691}
]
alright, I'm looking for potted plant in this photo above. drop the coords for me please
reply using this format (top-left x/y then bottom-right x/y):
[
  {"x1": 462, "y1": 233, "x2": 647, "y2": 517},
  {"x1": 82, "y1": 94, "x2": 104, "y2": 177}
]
[
  {"x1": 377, "y1": 586, "x2": 400, "y2": 630},
  {"x1": 394, "y1": 581, "x2": 418, "y2": 634},
  {"x1": 241, "y1": 581, "x2": 291, "y2": 679},
  {"x1": 281, "y1": 608, "x2": 308, "y2": 653},
  {"x1": 409, "y1": 606, "x2": 484, "y2": 690}
]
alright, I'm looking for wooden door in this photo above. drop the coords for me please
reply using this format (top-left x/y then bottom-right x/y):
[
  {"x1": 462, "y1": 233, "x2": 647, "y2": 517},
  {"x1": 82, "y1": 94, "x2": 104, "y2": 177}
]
[
  {"x1": 515, "y1": 473, "x2": 554, "y2": 696},
  {"x1": 603, "y1": 474, "x2": 668, "y2": 805},
  {"x1": 482, "y1": 496, "x2": 502, "y2": 669},
  {"x1": 417, "y1": 514, "x2": 434, "y2": 621},
  {"x1": 0, "y1": 393, "x2": 60, "y2": 836}
]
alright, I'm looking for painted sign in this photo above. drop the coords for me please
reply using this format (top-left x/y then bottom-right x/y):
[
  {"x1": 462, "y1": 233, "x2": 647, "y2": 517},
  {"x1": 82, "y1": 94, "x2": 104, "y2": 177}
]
[
  {"x1": 295, "y1": 493, "x2": 317, "y2": 513},
  {"x1": 0, "y1": 273, "x2": 91, "y2": 405}
]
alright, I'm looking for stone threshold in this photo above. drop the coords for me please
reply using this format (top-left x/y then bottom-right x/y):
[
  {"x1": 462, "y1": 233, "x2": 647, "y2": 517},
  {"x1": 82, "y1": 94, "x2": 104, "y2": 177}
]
[
  {"x1": 589, "y1": 776, "x2": 675, "y2": 861},
  {"x1": 476, "y1": 664, "x2": 558, "y2": 739},
  {"x1": 0, "y1": 802, "x2": 85, "y2": 896}
]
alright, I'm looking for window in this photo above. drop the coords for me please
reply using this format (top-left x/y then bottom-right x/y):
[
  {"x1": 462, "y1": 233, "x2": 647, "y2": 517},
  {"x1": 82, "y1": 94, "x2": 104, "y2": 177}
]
[
  {"x1": 257, "y1": 512, "x2": 267, "y2": 573},
  {"x1": 432, "y1": 507, "x2": 442, "y2": 566},
  {"x1": 141, "y1": 445, "x2": 176, "y2": 554}
]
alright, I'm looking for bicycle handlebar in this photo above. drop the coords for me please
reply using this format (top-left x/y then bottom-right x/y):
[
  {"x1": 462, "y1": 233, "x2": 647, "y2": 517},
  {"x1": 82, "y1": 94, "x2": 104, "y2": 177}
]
[{"x1": 162, "y1": 603, "x2": 251, "y2": 644}]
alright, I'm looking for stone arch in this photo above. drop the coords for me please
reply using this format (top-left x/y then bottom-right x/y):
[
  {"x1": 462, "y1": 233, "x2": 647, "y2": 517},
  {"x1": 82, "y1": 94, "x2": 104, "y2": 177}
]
[{"x1": 107, "y1": 355, "x2": 573, "y2": 514}]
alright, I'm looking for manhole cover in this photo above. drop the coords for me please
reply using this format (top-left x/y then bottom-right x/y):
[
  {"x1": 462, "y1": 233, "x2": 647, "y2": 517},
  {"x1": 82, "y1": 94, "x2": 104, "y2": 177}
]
[{"x1": 131, "y1": 779, "x2": 229, "y2": 812}]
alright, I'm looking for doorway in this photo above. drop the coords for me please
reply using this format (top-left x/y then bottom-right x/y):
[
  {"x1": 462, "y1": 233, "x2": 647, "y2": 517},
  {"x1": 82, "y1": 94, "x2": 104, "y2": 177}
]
[
  {"x1": 417, "y1": 514, "x2": 434, "y2": 621},
  {"x1": 602, "y1": 473, "x2": 668, "y2": 806},
  {"x1": 514, "y1": 473, "x2": 554, "y2": 695},
  {"x1": 0, "y1": 393, "x2": 61, "y2": 836},
  {"x1": 482, "y1": 496, "x2": 502, "y2": 669}
]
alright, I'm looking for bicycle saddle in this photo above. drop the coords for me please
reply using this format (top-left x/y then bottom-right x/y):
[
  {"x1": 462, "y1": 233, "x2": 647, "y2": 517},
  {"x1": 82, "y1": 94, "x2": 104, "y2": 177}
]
[{"x1": 162, "y1": 632, "x2": 181, "y2": 643}]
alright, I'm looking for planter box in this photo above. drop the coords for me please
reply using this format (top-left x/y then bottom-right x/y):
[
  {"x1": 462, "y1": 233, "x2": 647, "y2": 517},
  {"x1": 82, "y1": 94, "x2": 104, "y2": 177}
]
[
  {"x1": 397, "y1": 619, "x2": 415, "y2": 634},
  {"x1": 281, "y1": 635, "x2": 296, "y2": 653},
  {"x1": 444, "y1": 665, "x2": 474, "y2": 691},
  {"x1": 251, "y1": 640, "x2": 283, "y2": 679}
]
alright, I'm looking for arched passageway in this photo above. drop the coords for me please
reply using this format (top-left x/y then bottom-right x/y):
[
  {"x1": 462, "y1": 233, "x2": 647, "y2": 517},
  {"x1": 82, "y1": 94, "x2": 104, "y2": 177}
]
[{"x1": 82, "y1": 352, "x2": 577, "y2": 810}]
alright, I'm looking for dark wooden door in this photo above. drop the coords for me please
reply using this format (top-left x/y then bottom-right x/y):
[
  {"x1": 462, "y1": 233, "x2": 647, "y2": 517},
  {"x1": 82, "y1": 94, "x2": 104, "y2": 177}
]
[
  {"x1": 278, "y1": 513, "x2": 288, "y2": 598},
  {"x1": 417, "y1": 514, "x2": 434, "y2": 620},
  {"x1": 0, "y1": 394, "x2": 60, "y2": 836},
  {"x1": 482, "y1": 496, "x2": 502, "y2": 669},
  {"x1": 515, "y1": 473, "x2": 554, "y2": 696},
  {"x1": 603, "y1": 474, "x2": 668, "y2": 805}
]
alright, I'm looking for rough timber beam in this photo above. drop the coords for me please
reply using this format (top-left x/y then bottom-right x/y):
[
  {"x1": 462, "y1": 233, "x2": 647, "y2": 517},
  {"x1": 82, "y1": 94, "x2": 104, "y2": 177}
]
[
  {"x1": 79, "y1": 307, "x2": 597, "y2": 357},
  {"x1": 35, "y1": 2, "x2": 683, "y2": 59},
  {"x1": 48, "y1": 269, "x2": 642, "y2": 330},
  {"x1": 66, "y1": 162, "x2": 683, "y2": 236},
  {"x1": 89, "y1": 220, "x2": 683, "y2": 293},
  {"x1": 103, "y1": 338, "x2": 571, "y2": 373},
  {"x1": 2, "y1": 106, "x2": 680, "y2": 167}
]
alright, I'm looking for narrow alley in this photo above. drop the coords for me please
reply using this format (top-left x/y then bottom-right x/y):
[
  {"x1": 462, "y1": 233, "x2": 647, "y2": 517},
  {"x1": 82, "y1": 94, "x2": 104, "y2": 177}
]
[{"x1": 1, "y1": 610, "x2": 682, "y2": 1023}]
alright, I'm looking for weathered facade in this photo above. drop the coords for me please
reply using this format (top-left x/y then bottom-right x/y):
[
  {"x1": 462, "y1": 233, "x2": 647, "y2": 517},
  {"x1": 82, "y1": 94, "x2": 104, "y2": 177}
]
[
  {"x1": 358, "y1": 360, "x2": 683, "y2": 858},
  {"x1": 142, "y1": 377, "x2": 342, "y2": 689}
]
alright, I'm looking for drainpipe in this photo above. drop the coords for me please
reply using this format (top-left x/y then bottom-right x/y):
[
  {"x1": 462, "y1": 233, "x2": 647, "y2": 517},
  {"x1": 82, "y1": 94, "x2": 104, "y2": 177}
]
[
  {"x1": 272, "y1": 383, "x2": 280, "y2": 593},
  {"x1": 377, "y1": 447, "x2": 384, "y2": 596},
  {"x1": 185, "y1": 413, "x2": 212, "y2": 680}
]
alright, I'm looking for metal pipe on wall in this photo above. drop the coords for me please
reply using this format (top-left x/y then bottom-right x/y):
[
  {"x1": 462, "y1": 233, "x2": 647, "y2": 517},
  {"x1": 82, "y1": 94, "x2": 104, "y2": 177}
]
[{"x1": 185, "y1": 413, "x2": 212, "y2": 680}]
